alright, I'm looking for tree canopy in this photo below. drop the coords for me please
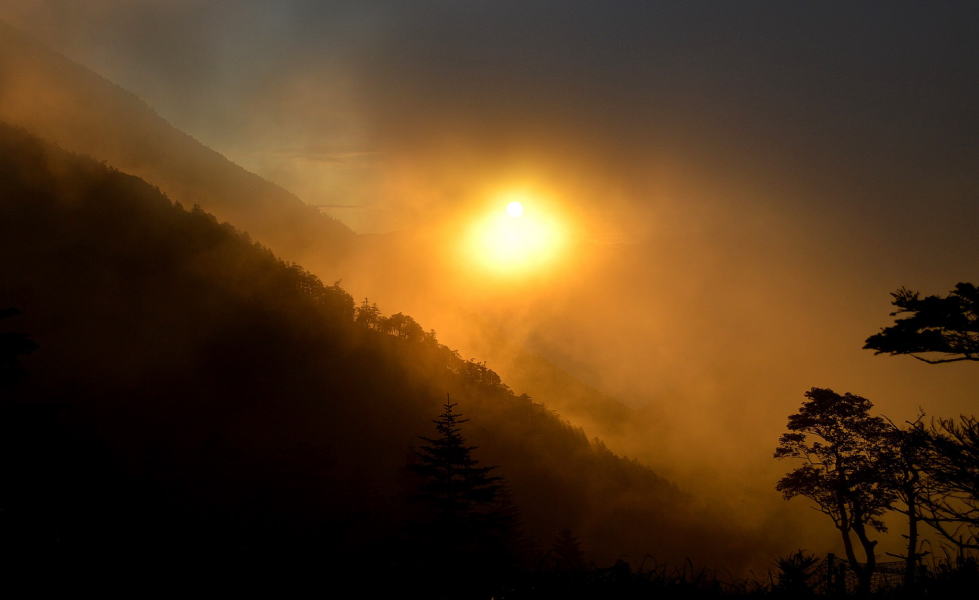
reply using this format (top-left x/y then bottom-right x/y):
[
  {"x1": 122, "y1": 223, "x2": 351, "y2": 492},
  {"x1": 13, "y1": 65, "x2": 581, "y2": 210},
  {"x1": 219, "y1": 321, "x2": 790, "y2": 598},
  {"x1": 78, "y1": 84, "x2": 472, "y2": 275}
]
[
  {"x1": 923, "y1": 416, "x2": 979, "y2": 550},
  {"x1": 774, "y1": 388, "x2": 895, "y2": 593},
  {"x1": 864, "y1": 283, "x2": 979, "y2": 364}
]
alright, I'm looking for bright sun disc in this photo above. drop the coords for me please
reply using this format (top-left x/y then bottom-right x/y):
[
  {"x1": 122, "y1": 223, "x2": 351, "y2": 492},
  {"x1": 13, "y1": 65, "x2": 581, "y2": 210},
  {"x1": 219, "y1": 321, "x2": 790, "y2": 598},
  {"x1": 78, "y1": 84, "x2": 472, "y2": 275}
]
[{"x1": 464, "y1": 194, "x2": 567, "y2": 276}]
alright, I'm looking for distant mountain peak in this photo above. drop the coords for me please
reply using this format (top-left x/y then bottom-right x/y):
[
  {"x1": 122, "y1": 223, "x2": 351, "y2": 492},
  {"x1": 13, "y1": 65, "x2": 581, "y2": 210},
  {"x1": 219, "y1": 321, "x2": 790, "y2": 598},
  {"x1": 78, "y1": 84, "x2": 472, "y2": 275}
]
[{"x1": 0, "y1": 18, "x2": 355, "y2": 270}]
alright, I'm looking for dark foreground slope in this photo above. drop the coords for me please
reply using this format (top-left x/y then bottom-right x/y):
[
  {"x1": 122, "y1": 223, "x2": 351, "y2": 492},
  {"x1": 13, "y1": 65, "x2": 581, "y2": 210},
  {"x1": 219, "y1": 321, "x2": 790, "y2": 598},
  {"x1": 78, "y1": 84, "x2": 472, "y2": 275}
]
[
  {"x1": 0, "y1": 20, "x2": 354, "y2": 269},
  {"x1": 0, "y1": 125, "x2": 767, "y2": 588}
]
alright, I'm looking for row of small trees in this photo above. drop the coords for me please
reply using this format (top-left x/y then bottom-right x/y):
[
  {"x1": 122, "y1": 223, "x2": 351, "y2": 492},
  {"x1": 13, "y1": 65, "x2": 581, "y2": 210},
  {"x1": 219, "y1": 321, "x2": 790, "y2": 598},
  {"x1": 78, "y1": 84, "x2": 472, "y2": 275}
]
[
  {"x1": 775, "y1": 283, "x2": 978, "y2": 594},
  {"x1": 356, "y1": 298, "x2": 435, "y2": 343}
]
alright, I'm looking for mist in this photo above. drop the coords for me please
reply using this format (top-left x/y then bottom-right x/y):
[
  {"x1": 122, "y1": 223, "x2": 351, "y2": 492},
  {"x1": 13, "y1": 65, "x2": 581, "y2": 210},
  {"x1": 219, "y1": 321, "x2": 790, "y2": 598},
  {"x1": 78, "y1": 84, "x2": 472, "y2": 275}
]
[{"x1": 2, "y1": 0, "x2": 978, "y2": 586}]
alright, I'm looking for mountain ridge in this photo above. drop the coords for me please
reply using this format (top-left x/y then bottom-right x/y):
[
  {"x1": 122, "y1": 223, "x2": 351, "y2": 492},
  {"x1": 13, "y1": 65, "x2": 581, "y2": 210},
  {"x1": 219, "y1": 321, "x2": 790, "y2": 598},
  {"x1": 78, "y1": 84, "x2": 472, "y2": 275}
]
[
  {"x1": 0, "y1": 20, "x2": 657, "y2": 461},
  {"x1": 0, "y1": 19, "x2": 355, "y2": 269},
  {"x1": 0, "y1": 122, "x2": 770, "y2": 577}
]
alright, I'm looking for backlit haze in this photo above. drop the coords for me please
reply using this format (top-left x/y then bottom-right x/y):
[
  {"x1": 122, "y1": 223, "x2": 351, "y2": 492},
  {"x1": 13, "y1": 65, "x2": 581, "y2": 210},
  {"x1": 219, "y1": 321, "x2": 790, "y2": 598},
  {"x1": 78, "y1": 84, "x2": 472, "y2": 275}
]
[{"x1": 4, "y1": 0, "x2": 978, "y2": 559}]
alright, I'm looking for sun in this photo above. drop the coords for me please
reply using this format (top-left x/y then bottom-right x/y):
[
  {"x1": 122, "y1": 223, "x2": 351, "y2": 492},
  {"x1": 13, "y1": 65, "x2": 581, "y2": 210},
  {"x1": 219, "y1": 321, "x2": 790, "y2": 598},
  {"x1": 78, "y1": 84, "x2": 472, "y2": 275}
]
[{"x1": 463, "y1": 193, "x2": 567, "y2": 276}]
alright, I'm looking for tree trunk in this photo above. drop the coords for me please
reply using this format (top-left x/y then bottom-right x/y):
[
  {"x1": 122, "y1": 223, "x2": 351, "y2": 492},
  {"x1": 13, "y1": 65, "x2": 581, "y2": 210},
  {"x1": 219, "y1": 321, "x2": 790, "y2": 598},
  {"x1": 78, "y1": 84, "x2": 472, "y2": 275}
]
[
  {"x1": 840, "y1": 528, "x2": 859, "y2": 572},
  {"x1": 905, "y1": 499, "x2": 919, "y2": 588},
  {"x1": 839, "y1": 528, "x2": 867, "y2": 594},
  {"x1": 851, "y1": 521, "x2": 877, "y2": 595},
  {"x1": 836, "y1": 489, "x2": 861, "y2": 586}
]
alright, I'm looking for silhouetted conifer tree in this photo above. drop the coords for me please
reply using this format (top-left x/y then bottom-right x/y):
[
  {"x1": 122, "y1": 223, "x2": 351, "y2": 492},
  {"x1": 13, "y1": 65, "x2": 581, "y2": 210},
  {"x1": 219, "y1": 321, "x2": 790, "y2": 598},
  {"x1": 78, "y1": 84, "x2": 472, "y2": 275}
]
[
  {"x1": 410, "y1": 396, "x2": 516, "y2": 598},
  {"x1": 865, "y1": 282, "x2": 978, "y2": 364},
  {"x1": 411, "y1": 396, "x2": 503, "y2": 520},
  {"x1": 354, "y1": 298, "x2": 382, "y2": 330}
]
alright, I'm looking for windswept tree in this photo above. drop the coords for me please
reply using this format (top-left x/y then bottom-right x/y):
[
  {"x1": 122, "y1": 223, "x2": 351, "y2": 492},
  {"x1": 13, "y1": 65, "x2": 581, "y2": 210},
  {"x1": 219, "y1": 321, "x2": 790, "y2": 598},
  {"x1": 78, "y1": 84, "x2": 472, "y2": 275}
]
[
  {"x1": 922, "y1": 416, "x2": 979, "y2": 551},
  {"x1": 864, "y1": 282, "x2": 979, "y2": 550},
  {"x1": 775, "y1": 388, "x2": 895, "y2": 594},
  {"x1": 864, "y1": 282, "x2": 979, "y2": 364},
  {"x1": 879, "y1": 415, "x2": 933, "y2": 587}
]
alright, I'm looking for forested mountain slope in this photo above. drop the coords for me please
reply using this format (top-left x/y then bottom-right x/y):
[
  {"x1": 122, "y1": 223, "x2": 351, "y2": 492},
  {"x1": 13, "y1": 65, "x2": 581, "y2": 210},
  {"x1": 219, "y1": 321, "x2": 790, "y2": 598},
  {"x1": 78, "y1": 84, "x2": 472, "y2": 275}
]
[
  {"x1": 0, "y1": 125, "x2": 768, "y2": 584},
  {"x1": 0, "y1": 21, "x2": 665, "y2": 479}
]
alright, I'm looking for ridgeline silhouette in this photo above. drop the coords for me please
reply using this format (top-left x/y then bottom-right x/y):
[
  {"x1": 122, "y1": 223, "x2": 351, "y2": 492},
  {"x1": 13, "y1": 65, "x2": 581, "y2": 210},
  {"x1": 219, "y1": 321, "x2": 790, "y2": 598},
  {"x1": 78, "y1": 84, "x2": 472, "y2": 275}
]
[{"x1": 0, "y1": 21, "x2": 664, "y2": 466}]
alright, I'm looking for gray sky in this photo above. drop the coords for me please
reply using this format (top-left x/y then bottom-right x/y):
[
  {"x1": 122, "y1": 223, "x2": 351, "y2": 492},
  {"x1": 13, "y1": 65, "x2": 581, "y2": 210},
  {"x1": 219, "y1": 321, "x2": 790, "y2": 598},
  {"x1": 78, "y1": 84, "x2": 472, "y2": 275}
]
[{"x1": 5, "y1": 1, "x2": 977, "y2": 234}]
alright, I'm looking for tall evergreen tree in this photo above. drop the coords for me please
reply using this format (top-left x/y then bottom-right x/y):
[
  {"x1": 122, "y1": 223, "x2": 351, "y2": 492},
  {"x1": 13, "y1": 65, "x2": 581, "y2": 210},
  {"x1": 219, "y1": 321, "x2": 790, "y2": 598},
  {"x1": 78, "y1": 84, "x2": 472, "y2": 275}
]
[
  {"x1": 411, "y1": 396, "x2": 503, "y2": 522},
  {"x1": 409, "y1": 396, "x2": 517, "y2": 598}
]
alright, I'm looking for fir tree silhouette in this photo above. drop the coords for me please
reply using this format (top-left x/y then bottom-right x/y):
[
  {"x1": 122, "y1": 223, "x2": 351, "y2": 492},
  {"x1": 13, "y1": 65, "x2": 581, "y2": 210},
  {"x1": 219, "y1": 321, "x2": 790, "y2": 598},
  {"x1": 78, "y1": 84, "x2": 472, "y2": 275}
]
[
  {"x1": 411, "y1": 395, "x2": 503, "y2": 520},
  {"x1": 409, "y1": 396, "x2": 516, "y2": 598}
]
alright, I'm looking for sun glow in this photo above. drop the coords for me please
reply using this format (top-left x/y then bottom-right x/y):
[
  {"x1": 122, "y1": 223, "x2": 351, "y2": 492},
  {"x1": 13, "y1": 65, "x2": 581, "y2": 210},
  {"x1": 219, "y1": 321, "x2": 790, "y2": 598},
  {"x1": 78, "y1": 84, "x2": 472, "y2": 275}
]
[{"x1": 464, "y1": 192, "x2": 568, "y2": 276}]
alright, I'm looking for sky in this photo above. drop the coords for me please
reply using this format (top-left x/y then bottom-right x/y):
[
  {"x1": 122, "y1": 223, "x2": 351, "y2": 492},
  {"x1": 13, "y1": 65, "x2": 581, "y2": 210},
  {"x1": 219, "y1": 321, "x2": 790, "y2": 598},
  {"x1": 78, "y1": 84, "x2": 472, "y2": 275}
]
[
  {"x1": 3, "y1": 0, "x2": 978, "y2": 553},
  {"x1": 6, "y1": 1, "x2": 977, "y2": 232}
]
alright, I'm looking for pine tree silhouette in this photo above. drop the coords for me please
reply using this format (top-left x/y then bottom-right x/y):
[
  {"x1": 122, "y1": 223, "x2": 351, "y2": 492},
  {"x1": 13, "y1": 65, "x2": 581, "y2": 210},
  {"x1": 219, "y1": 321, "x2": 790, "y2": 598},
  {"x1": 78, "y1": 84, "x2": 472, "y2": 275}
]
[
  {"x1": 411, "y1": 395, "x2": 503, "y2": 520},
  {"x1": 408, "y1": 396, "x2": 519, "y2": 599}
]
